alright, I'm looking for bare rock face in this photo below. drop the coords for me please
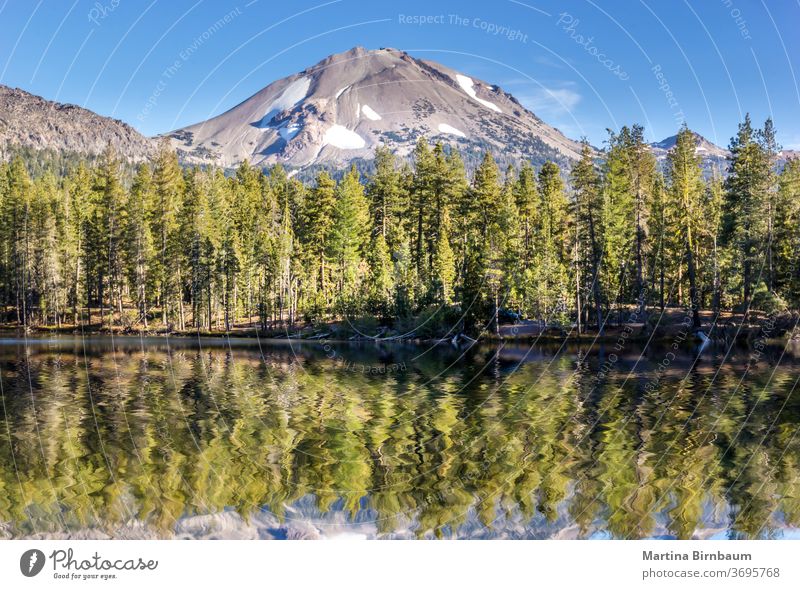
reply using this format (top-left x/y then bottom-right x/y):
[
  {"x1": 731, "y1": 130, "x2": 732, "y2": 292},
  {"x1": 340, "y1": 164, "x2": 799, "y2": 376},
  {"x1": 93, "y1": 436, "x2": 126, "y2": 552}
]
[
  {"x1": 167, "y1": 46, "x2": 586, "y2": 171},
  {"x1": 0, "y1": 84, "x2": 156, "y2": 162}
]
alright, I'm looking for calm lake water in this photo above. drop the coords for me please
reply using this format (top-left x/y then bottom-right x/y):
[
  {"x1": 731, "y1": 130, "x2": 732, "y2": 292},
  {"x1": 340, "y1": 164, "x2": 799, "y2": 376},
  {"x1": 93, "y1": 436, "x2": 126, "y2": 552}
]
[{"x1": 1, "y1": 336, "x2": 799, "y2": 539}]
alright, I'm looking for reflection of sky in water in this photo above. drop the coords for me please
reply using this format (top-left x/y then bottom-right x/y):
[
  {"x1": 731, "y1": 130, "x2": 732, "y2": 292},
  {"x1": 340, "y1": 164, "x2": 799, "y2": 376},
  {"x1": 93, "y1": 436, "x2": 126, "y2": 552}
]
[
  {"x1": 23, "y1": 496, "x2": 799, "y2": 540},
  {"x1": 1, "y1": 338, "x2": 800, "y2": 540}
]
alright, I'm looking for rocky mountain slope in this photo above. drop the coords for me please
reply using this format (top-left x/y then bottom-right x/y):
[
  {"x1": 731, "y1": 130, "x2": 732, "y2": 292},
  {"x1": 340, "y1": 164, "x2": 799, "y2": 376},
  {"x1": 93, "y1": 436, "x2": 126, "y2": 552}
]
[
  {"x1": 167, "y1": 46, "x2": 585, "y2": 171},
  {"x1": 0, "y1": 84, "x2": 156, "y2": 162},
  {"x1": 650, "y1": 131, "x2": 730, "y2": 175}
]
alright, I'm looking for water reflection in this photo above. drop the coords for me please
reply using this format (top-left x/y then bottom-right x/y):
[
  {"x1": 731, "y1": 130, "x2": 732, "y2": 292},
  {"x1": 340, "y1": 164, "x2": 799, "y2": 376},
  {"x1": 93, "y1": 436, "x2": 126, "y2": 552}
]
[{"x1": 0, "y1": 337, "x2": 798, "y2": 539}]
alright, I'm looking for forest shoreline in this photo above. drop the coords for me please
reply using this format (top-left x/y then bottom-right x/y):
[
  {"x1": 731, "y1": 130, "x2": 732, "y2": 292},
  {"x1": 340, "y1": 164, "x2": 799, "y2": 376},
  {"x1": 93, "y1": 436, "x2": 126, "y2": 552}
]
[
  {"x1": 2, "y1": 308, "x2": 796, "y2": 345},
  {"x1": 2, "y1": 120, "x2": 799, "y2": 344}
]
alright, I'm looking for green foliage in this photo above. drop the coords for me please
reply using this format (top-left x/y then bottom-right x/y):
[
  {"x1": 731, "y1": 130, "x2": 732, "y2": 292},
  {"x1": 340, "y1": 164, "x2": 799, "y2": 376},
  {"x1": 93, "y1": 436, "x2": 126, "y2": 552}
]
[
  {"x1": 0, "y1": 117, "x2": 795, "y2": 333},
  {"x1": 721, "y1": 115, "x2": 773, "y2": 306}
]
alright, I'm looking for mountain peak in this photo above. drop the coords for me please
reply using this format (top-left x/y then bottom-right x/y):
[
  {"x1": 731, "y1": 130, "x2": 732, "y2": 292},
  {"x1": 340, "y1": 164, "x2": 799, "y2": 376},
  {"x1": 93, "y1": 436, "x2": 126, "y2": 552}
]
[
  {"x1": 651, "y1": 130, "x2": 729, "y2": 160},
  {"x1": 168, "y1": 47, "x2": 583, "y2": 171}
]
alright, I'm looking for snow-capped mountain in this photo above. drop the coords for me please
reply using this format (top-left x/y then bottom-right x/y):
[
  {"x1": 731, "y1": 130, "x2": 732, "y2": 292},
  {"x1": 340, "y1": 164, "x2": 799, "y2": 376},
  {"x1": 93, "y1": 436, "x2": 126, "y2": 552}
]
[
  {"x1": 0, "y1": 84, "x2": 156, "y2": 162},
  {"x1": 167, "y1": 46, "x2": 585, "y2": 171},
  {"x1": 2, "y1": 47, "x2": 794, "y2": 177},
  {"x1": 650, "y1": 131, "x2": 730, "y2": 175},
  {"x1": 650, "y1": 131, "x2": 799, "y2": 175}
]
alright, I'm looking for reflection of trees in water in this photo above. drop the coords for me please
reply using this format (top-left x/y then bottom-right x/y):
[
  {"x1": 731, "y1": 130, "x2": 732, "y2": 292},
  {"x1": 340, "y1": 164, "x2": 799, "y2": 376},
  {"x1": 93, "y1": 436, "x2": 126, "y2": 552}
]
[{"x1": 0, "y1": 344, "x2": 798, "y2": 539}]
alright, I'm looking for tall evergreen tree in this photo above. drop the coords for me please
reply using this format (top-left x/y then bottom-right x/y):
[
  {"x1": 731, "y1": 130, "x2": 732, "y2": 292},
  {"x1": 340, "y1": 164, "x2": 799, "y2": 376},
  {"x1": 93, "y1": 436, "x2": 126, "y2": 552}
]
[
  {"x1": 571, "y1": 142, "x2": 604, "y2": 332},
  {"x1": 722, "y1": 115, "x2": 771, "y2": 307},
  {"x1": 602, "y1": 127, "x2": 636, "y2": 317},
  {"x1": 774, "y1": 159, "x2": 800, "y2": 304},
  {"x1": 3, "y1": 158, "x2": 34, "y2": 326},
  {"x1": 535, "y1": 161, "x2": 569, "y2": 320},
  {"x1": 666, "y1": 126, "x2": 705, "y2": 329},
  {"x1": 151, "y1": 139, "x2": 184, "y2": 327},
  {"x1": 90, "y1": 146, "x2": 127, "y2": 326},
  {"x1": 303, "y1": 171, "x2": 337, "y2": 304},
  {"x1": 63, "y1": 163, "x2": 92, "y2": 325},
  {"x1": 125, "y1": 164, "x2": 155, "y2": 327},
  {"x1": 329, "y1": 166, "x2": 370, "y2": 314},
  {"x1": 367, "y1": 146, "x2": 404, "y2": 246}
]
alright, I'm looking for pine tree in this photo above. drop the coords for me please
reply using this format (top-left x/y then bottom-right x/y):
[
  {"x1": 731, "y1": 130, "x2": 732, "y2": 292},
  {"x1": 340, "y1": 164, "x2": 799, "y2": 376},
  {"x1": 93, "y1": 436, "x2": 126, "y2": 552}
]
[
  {"x1": 703, "y1": 169, "x2": 724, "y2": 313},
  {"x1": 234, "y1": 160, "x2": 266, "y2": 326},
  {"x1": 30, "y1": 174, "x2": 62, "y2": 325},
  {"x1": 774, "y1": 159, "x2": 800, "y2": 304},
  {"x1": 628, "y1": 125, "x2": 656, "y2": 313},
  {"x1": 367, "y1": 147, "x2": 404, "y2": 245},
  {"x1": 666, "y1": 126, "x2": 705, "y2": 329},
  {"x1": 179, "y1": 169, "x2": 215, "y2": 330},
  {"x1": 602, "y1": 127, "x2": 636, "y2": 318},
  {"x1": 330, "y1": 166, "x2": 369, "y2": 314},
  {"x1": 3, "y1": 158, "x2": 34, "y2": 326},
  {"x1": 64, "y1": 164, "x2": 92, "y2": 325},
  {"x1": 571, "y1": 142, "x2": 604, "y2": 332},
  {"x1": 513, "y1": 162, "x2": 539, "y2": 270},
  {"x1": 536, "y1": 161, "x2": 569, "y2": 320},
  {"x1": 90, "y1": 146, "x2": 127, "y2": 327},
  {"x1": 647, "y1": 171, "x2": 668, "y2": 312},
  {"x1": 431, "y1": 208, "x2": 456, "y2": 304},
  {"x1": 1, "y1": 117, "x2": 797, "y2": 337},
  {"x1": 303, "y1": 171, "x2": 337, "y2": 303},
  {"x1": 151, "y1": 139, "x2": 184, "y2": 327},
  {"x1": 366, "y1": 232, "x2": 394, "y2": 316},
  {"x1": 761, "y1": 118, "x2": 780, "y2": 291},
  {"x1": 722, "y1": 114, "x2": 771, "y2": 307},
  {"x1": 512, "y1": 162, "x2": 539, "y2": 316},
  {"x1": 125, "y1": 164, "x2": 155, "y2": 328},
  {"x1": 410, "y1": 138, "x2": 435, "y2": 284},
  {"x1": 464, "y1": 153, "x2": 502, "y2": 333}
]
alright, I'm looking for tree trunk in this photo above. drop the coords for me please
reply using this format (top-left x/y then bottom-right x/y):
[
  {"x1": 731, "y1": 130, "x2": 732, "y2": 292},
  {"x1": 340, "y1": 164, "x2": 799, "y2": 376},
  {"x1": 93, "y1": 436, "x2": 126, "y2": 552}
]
[
  {"x1": 494, "y1": 287, "x2": 500, "y2": 336},
  {"x1": 686, "y1": 229, "x2": 701, "y2": 330},
  {"x1": 587, "y1": 213, "x2": 604, "y2": 334},
  {"x1": 575, "y1": 236, "x2": 582, "y2": 335}
]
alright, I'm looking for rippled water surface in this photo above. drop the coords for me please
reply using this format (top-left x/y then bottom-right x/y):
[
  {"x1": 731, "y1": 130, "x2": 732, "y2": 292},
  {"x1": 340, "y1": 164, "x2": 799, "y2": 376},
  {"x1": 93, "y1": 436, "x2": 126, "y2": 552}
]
[{"x1": 1, "y1": 337, "x2": 799, "y2": 539}]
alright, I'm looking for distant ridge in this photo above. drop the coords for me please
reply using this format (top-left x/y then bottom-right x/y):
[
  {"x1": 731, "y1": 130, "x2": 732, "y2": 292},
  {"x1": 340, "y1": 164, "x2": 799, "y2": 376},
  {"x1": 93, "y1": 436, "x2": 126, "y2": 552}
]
[{"x1": 0, "y1": 84, "x2": 156, "y2": 163}]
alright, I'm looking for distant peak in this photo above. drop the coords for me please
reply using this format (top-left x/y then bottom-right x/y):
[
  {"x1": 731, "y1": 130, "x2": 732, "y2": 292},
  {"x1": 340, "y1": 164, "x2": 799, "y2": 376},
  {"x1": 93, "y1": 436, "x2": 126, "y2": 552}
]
[{"x1": 324, "y1": 46, "x2": 407, "y2": 62}]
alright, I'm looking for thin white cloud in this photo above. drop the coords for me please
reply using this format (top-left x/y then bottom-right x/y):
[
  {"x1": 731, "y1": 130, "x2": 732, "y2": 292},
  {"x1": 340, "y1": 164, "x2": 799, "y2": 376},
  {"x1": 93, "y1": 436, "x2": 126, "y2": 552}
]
[
  {"x1": 533, "y1": 55, "x2": 567, "y2": 70},
  {"x1": 517, "y1": 86, "x2": 581, "y2": 117}
]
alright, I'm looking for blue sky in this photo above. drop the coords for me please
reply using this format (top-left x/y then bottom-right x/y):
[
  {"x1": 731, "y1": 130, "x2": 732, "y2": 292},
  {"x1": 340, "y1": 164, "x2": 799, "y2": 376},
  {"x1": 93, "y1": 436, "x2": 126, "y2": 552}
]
[{"x1": 1, "y1": 0, "x2": 798, "y2": 148}]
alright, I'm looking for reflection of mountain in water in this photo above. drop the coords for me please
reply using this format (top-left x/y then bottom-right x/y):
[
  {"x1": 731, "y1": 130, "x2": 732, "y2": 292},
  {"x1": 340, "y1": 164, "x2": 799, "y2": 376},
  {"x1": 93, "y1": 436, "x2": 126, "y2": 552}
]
[{"x1": 1, "y1": 338, "x2": 799, "y2": 540}]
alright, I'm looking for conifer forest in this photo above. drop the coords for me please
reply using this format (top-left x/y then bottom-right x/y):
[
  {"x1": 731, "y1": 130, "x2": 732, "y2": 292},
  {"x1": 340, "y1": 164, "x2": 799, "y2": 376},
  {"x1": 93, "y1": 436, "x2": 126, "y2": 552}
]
[{"x1": 1, "y1": 117, "x2": 798, "y2": 338}]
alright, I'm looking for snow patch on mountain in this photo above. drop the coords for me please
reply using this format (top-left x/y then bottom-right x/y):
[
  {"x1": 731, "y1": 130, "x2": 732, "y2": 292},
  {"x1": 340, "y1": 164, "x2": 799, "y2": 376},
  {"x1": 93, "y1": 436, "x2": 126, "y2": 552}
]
[
  {"x1": 361, "y1": 104, "x2": 381, "y2": 121},
  {"x1": 455, "y1": 74, "x2": 501, "y2": 113},
  {"x1": 169, "y1": 47, "x2": 586, "y2": 168},
  {"x1": 323, "y1": 125, "x2": 365, "y2": 149},
  {"x1": 437, "y1": 123, "x2": 466, "y2": 138},
  {"x1": 258, "y1": 77, "x2": 310, "y2": 127},
  {"x1": 279, "y1": 123, "x2": 302, "y2": 142}
]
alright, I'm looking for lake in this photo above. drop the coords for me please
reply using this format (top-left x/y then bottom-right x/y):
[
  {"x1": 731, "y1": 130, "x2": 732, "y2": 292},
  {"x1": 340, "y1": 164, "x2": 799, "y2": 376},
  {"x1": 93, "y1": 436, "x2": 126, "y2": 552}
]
[{"x1": 1, "y1": 336, "x2": 799, "y2": 539}]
